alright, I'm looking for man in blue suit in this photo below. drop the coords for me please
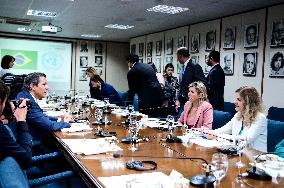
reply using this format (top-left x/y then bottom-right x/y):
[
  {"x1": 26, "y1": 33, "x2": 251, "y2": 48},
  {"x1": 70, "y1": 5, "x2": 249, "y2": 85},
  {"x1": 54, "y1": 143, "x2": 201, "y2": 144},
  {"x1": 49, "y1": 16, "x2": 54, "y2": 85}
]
[
  {"x1": 16, "y1": 72, "x2": 71, "y2": 143},
  {"x1": 206, "y1": 50, "x2": 225, "y2": 111},
  {"x1": 90, "y1": 75, "x2": 121, "y2": 105}
]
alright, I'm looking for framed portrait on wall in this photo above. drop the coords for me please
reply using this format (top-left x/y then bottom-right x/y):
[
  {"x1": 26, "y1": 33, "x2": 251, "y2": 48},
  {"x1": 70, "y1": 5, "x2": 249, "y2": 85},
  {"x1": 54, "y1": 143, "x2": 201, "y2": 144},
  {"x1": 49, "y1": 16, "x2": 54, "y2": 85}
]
[
  {"x1": 79, "y1": 68, "x2": 87, "y2": 81},
  {"x1": 131, "y1": 44, "x2": 136, "y2": 54},
  {"x1": 95, "y1": 67, "x2": 103, "y2": 78},
  {"x1": 80, "y1": 41, "x2": 88, "y2": 52},
  {"x1": 166, "y1": 38, "x2": 173, "y2": 55},
  {"x1": 244, "y1": 24, "x2": 258, "y2": 48},
  {"x1": 223, "y1": 27, "x2": 236, "y2": 49},
  {"x1": 221, "y1": 53, "x2": 234, "y2": 75},
  {"x1": 243, "y1": 52, "x2": 257, "y2": 76},
  {"x1": 155, "y1": 57, "x2": 161, "y2": 73},
  {"x1": 156, "y1": 40, "x2": 162, "y2": 56},
  {"x1": 139, "y1": 58, "x2": 143, "y2": 63},
  {"x1": 178, "y1": 36, "x2": 186, "y2": 48},
  {"x1": 94, "y1": 56, "x2": 103, "y2": 67},
  {"x1": 177, "y1": 62, "x2": 182, "y2": 74},
  {"x1": 166, "y1": 56, "x2": 173, "y2": 65},
  {"x1": 95, "y1": 43, "x2": 103, "y2": 54},
  {"x1": 269, "y1": 51, "x2": 284, "y2": 77},
  {"x1": 147, "y1": 57, "x2": 152, "y2": 63},
  {"x1": 147, "y1": 42, "x2": 153, "y2": 57},
  {"x1": 138, "y1": 43, "x2": 144, "y2": 57},
  {"x1": 191, "y1": 33, "x2": 199, "y2": 53},
  {"x1": 271, "y1": 19, "x2": 284, "y2": 47},
  {"x1": 80, "y1": 56, "x2": 88, "y2": 67},
  {"x1": 205, "y1": 31, "x2": 216, "y2": 51},
  {"x1": 191, "y1": 55, "x2": 199, "y2": 65}
]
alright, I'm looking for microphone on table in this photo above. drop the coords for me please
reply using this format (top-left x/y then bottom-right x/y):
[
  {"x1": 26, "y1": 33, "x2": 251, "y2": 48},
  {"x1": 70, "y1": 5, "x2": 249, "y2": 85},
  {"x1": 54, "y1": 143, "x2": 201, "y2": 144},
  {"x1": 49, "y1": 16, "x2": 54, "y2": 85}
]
[
  {"x1": 246, "y1": 151, "x2": 284, "y2": 180},
  {"x1": 113, "y1": 153, "x2": 216, "y2": 187}
]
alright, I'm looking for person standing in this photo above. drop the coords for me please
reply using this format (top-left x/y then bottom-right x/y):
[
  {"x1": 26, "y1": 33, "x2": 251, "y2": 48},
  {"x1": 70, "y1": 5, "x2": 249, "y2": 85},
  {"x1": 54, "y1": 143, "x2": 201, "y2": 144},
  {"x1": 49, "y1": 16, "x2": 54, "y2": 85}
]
[
  {"x1": 175, "y1": 47, "x2": 206, "y2": 114},
  {"x1": 206, "y1": 51, "x2": 225, "y2": 111},
  {"x1": 85, "y1": 67, "x2": 99, "y2": 98},
  {"x1": 0, "y1": 55, "x2": 15, "y2": 78},
  {"x1": 126, "y1": 54, "x2": 163, "y2": 116}
]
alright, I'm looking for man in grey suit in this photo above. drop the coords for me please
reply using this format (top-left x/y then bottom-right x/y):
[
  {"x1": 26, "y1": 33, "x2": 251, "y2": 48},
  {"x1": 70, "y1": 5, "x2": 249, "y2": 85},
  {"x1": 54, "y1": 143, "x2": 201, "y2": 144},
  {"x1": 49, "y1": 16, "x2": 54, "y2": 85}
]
[
  {"x1": 126, "y1": 54, "x2": 163, "y2": 116},
  {"x1": 175, "y1": 47, "x2": 206, "y2": 114}
]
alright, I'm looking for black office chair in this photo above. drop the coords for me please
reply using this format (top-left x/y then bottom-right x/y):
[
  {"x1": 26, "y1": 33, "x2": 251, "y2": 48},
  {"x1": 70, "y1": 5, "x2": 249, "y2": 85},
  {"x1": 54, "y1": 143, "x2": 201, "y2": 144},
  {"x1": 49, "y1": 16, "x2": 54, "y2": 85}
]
[
  {"x1": 224, "y1": 102, "x2": 236, "y2": 117},
  {"x1": 267, "y1": 119, "x2": 284, "y2": 152},
  {"x1": 212, "y1": 110, "x2": 232, "y2": 130},
  {"x1": 267, "y1": 106, "x2": 284, "y2": 122}
]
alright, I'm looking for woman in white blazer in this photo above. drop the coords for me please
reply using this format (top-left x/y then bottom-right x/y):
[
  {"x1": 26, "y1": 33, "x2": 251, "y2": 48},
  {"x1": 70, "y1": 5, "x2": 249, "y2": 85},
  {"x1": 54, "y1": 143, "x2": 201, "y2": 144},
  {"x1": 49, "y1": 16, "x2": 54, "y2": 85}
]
[{"x1": 203, "y1": 86, "x2": 267, "y2": 152}]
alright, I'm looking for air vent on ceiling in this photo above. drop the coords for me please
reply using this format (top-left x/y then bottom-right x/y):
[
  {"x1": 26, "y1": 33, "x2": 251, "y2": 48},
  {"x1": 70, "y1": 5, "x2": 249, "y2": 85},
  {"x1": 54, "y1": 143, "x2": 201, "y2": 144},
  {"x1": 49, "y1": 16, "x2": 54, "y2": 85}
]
[{"x1": 2, "y1": 17, "x2": 32, "y2": 26}]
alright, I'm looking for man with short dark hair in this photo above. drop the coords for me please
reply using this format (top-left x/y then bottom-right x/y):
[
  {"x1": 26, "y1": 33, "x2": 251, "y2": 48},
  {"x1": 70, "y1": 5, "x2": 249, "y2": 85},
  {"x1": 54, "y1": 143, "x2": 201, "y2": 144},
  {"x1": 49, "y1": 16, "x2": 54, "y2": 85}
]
[
  {"x1": 90, "y1": 75, "x2": 121, "y2": 105},
  {"x1": 175, "y1": 47, "x2": 206, "y2": 113},
  {"x1": 0, "y1": 80, "x2": 32, "y2": 169},
  {"x1": 16, "y1": 72, "x2": 71, "y2": 143},
  {"x1": 206, "y1": 51, "x2": 225, "y2": 111},
  {"x1": 126, "y1": 54, "x2": 163, "y2": 116}
]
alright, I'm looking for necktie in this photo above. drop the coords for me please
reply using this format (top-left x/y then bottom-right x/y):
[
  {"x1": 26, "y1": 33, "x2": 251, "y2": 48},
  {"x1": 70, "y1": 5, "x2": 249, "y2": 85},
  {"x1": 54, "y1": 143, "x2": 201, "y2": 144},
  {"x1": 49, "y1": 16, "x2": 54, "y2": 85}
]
[{"x1": 179, "y1": 64, "x2": 185, "y2": 82}]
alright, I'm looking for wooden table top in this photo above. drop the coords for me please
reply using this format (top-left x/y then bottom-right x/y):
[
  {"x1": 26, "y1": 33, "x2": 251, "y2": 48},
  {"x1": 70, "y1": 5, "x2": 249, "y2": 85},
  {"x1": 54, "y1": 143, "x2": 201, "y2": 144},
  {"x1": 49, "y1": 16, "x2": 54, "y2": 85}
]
[{"x1": 53, "y1": 114, "x2": 284, "y2": 188}]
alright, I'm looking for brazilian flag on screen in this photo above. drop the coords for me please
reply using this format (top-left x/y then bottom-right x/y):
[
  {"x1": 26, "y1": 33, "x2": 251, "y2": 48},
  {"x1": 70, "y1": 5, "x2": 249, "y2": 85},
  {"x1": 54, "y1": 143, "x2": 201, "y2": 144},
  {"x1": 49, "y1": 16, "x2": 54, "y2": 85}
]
[{"x1": 1, "y1": 49, "x2": 38, "y2": 70}]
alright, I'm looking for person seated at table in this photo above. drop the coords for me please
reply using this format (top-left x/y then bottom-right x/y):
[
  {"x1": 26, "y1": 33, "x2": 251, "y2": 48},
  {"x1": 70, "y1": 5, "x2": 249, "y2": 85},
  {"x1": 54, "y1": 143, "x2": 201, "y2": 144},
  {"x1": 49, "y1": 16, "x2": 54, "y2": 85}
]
[
  {"x1": 202, "y1": 86, "x2": 267, "y2": 152},
  {"x1": 0, "y1": 80, "x2": 32, "y2": 169},
  {"x1": 90, "y1": 75, "x2": 121, "y2": 105},
  {"x1": 16, "y1": 72, "x2": 72, "y2": 144},
  {"x1": 178, "y1": 81, "x2": 213, "y2": 129}
]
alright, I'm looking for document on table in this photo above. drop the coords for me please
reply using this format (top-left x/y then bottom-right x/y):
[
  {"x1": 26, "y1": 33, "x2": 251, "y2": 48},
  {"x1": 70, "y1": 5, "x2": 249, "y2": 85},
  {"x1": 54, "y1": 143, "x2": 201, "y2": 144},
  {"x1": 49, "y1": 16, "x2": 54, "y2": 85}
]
[
  {"x1": 98, "y1": 172, "x2": 175, "y2": 188},
  {"x1": 61, "y1": 138, "x2": 122, "y2": 155}
]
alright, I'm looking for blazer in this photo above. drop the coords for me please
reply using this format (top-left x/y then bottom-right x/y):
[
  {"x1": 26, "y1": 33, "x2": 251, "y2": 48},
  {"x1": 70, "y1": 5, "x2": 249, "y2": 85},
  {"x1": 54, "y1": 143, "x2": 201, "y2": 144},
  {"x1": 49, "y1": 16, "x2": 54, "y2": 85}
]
[
  {"x1": 206, "y1": 64, "x2": 225, "y2": 111},
  {"x1": 0, "y1": 121, "x2": 32, "y2": 169},
  {"x1": 100, "y1": 82, "x2": 121, "y2": 105},
  {"x1": 215, "y1": 112, "x2": 267, "y2": 152},
  {"x1": 127, "y1": 62, "x2": 163, "y2": 109},
  {"x1": 177, "y1": 59, "x2": 207, "y2": 104},
  {"x1": 16, "y1": 89, "x2": 70, "y2": 142},
  {"x1": 178, "y1": 101, "x2": 213, "y2": 129}
]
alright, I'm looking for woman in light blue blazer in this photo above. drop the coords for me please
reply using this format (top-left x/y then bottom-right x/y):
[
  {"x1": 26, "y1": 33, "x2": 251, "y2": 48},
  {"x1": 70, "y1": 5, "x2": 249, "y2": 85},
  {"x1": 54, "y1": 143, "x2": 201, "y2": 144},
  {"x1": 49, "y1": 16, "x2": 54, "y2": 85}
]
[{"x1": 203, "y1": 86, "x2": 267, "y2": 152}]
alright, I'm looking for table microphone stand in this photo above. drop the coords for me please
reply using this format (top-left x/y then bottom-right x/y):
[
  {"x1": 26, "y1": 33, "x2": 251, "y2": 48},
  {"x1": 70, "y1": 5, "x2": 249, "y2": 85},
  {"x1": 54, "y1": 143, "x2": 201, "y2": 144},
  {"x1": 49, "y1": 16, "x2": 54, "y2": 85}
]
[{"x1": 113, "y1": 153, "x2": 216, "y2": 187}]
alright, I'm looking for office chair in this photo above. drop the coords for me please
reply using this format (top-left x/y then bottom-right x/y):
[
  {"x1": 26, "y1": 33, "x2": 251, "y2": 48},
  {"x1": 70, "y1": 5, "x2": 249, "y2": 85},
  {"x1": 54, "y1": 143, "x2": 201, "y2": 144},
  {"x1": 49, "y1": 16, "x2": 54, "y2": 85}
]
[
  {"x1": 267, "y1": 106, "x2": 284, "y2": 122},
  {"x1": 267, "y1": 119, "x2": 284, "y2": 152},
  {"x1": 212, "y1": 110, "x2": 231, "y2": 130}
]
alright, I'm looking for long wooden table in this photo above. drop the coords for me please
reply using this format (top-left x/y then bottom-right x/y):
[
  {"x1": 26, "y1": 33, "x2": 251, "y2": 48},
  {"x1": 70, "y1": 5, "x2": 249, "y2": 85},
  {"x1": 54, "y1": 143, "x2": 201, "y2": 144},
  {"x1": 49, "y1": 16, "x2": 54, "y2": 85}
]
[{"x1": 53, "y1": 114, "x2": 284, "y2": 188}]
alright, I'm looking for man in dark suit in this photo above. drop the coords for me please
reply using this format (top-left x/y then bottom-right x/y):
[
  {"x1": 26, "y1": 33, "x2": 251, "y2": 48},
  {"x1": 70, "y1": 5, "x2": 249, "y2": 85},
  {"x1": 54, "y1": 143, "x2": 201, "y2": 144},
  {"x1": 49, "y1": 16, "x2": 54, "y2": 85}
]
[
  {"x1": 126, "y1": 54, "x2": 163, "y2": 116},
  {"x1": 16, "y1": 72, "x2": 72, "y2": 143},
  {"x1": 90, "y1": 75, "x2": 121, "y2": 105},
  {"x1": 176, "y1": 47, "x2": 206, "y2": 113},
  {"x1": 206, "y1": 51, "x2": 225, "y2": 111}
]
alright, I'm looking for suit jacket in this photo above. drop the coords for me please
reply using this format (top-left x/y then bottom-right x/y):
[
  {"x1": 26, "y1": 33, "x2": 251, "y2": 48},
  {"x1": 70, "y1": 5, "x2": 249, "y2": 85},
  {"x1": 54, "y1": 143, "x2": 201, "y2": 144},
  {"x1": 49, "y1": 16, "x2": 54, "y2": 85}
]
[
  {"x1": 100, "y1": 82, "x2": 121, "y2": 105},
  {"x1": 178, "y1": 101, "x2": 213, "y2": 129},
  {"x1": 127, "y1": 62, "x2": 163, "y2": 109},
  {"x1": 215, "y1": 112, "x2": 267, "y2": 152},
  {"x1": 177, "y1": 59, "x2": 207, "y2": 104},
  {"x1": 206, "y1": 64, "x2": 225, "y2": 111},
  {"x1": 16, "y1": 89, "x2": 70, "y2": 142},
  {"x1": 0, "y1": 121, "x2": 32, "y2": 169}
]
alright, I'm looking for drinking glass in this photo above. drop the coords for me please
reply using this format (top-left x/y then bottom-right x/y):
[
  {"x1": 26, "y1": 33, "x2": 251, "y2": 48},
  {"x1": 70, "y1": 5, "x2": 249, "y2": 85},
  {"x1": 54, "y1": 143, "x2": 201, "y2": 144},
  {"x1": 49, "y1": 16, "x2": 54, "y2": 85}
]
[
  {"x1": 166, "y1": 115, "x2": 175, "y2": 137},
  {"x1": 128, "y1": 117, "x2": 139, "y2": 152},
  {"x1": 235, "y1": 137, "x2": 247, "y2": 169},
  {"x1": 211, "y1": 153, "x2": 228, "y2": 187}
]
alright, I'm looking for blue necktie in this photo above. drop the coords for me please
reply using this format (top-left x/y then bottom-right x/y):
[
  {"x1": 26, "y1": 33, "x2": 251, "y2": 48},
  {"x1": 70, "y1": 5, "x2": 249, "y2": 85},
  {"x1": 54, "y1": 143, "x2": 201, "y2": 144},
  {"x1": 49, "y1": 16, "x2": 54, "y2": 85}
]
[{"x1": 179, "y1": 64, "x2": 185, "y2": 82}]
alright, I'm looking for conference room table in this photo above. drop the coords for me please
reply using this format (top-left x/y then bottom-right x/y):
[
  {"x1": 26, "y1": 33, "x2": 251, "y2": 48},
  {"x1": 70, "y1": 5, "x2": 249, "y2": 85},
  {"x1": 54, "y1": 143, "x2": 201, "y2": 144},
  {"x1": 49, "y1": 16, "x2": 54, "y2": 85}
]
[{"x1": 53, "y1": 113, "x2": 284, "y2": 188}]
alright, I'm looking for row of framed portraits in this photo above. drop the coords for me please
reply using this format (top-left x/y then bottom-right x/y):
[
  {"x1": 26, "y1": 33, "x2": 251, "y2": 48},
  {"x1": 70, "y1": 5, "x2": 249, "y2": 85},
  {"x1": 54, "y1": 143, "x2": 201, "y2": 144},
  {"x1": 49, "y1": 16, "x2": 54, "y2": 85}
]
[
  {"x1": 79, "y1": 41, "x2": 103, "y2": 54},
  {"x1": 147, "y1": 50, "x2": 284, "y2": 77},
  {"x1": 131, "y1": 19, "x2": 284, "y2": 57},
  {"x1": 79, "y1": 56, "x2": 103, "y2": 68}
]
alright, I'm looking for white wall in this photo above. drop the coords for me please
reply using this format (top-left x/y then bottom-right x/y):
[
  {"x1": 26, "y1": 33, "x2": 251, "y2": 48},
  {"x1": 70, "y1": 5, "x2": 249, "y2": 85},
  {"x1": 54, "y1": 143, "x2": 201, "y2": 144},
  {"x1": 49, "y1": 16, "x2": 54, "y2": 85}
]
[{"x1": 106, "y1": 42, "x2": 129, "y2": 91}]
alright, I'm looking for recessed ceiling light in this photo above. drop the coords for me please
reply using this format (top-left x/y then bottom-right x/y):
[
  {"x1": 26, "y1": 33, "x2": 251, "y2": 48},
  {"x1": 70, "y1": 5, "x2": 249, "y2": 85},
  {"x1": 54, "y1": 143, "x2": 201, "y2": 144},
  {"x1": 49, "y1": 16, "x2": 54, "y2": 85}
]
[
  {"x1": 147, "y1": 5, "x2": 189, "y2": 14},
  {"x1": 27, "y1": 10, "x2": 57, "y2": 17},
  {"x1": 81, "y1": 34, "x2": 102, "y2": 38},
  {"x1": 105, "y1": 24, "x2": 134, "y2": 30}
]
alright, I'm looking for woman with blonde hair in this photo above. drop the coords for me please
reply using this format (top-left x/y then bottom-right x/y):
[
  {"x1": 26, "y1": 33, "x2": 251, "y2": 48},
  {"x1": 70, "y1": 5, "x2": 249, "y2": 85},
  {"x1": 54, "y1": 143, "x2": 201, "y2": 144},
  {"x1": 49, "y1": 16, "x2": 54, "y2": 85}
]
[
  {"x1": 85, "y1": 67, "x2": 98, "y2": 98},
  {"x1": 178, "y1": 81, "x2": 213, "y2": 129},
  {"x1": 203, "y1": 86, "x2": 267, "y2": 152}
]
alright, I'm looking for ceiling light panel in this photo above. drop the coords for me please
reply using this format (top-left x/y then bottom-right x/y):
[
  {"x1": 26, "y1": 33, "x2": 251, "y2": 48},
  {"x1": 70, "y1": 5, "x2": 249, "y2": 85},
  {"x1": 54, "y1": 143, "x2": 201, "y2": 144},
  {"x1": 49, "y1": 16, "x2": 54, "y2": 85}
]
[
  {"x1": 81, "y1": 34, "x2": 102, "y2": 38},
  {"x1": 27, "y1": 10, "x2": 57, "y2": 17},
  {"x1": 105, "y1": 24, "x2": 134, "y2": 30},
  {"x1": 147, "y1": 5, "x2": 189, "y2": 14}
]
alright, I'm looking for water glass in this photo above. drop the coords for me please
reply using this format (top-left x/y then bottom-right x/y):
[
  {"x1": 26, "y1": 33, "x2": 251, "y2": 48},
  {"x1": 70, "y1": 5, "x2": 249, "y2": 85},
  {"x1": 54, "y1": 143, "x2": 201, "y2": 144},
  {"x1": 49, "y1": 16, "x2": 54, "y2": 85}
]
[{"x1": 211, "y1": 153, "x2": 228, "y2": 186}]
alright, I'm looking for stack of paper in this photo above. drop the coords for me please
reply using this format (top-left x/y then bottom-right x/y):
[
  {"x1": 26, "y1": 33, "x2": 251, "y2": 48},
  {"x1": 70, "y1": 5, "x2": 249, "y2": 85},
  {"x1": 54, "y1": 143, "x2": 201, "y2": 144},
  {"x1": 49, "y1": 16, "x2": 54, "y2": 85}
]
[
  {"x1": 61, "y1": 123, "x2": 93, "y2": 133},
  {"x1": 61, "y1": 138, "x2": 122, "y2": 155}
]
